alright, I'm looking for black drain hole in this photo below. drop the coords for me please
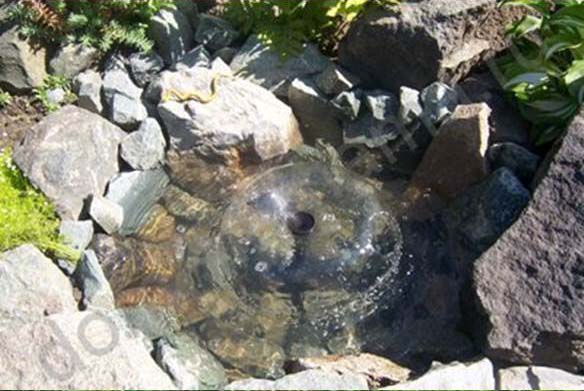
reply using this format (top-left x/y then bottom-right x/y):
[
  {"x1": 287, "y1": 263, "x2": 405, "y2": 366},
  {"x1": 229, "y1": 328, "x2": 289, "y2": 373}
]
[{"x1": 287, "y1": 211, "x2": 316, "y2": 236}]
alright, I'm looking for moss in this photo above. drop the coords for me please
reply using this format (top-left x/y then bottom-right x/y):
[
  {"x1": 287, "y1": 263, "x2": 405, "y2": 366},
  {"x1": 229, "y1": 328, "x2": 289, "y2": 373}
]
[{"x1": 0, "y1": 149, "x2": 80, "y2": 262}]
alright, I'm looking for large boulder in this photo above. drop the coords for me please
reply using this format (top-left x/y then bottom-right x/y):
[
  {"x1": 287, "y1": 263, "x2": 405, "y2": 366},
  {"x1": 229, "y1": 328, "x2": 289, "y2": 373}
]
[
  {"x1": 473, "y1": 110, "x2": 584, "y2": 371},
  {"x1": 339, "y1": 0, "x2": 524, "y2": 92},
  {"x1": 226, "y1": 369, "x2": 369, "y2": 390},
  {"x1": 0, "y1": 311, "x2": 176, "y2": 389},
  {"x1": 48, "y1": 43, "x2": 99, "y2": 79},
  {"x1": 0, "y1": 26, "x2": 47, "y2": 93},
  {"x1": 149, "y1": 7, "x2": 193, "y2": 66},
  {"x1": 13, "y1": 106, "x2": 125, "y2": 220},
  {"x1": 156, "y1": 68, "x2": 302, "y2": 163},
  {"x1": 498, "y1": 366, "x2": 584, "y2": 390}
]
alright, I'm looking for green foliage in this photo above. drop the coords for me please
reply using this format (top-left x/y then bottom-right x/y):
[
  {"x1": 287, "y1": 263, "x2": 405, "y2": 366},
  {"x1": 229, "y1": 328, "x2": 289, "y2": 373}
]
[
  {"x1": 499, "y1": 0, "x2": 584, "y2": 145},
  {"x1": 224, "y1": 0, "x2": 399, "y2": 57},
  {"x1": 10, "y1": 0, "x2": 175, "y2": 53},
  {"x1": 0, "y1": 89, "x2": 12, "y2": 108},
  {"x1": 33, "y1": 74, "x2": 76, "y2": 112},
  {"x1": 0, "y1": 149, "x2": 79, "y2": 262}
]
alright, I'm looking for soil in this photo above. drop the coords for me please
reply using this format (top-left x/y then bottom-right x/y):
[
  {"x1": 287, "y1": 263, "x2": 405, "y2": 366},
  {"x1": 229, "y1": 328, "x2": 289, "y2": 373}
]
[{"x1": 0, "y1": 96, "x2": 45, "y2": 151}]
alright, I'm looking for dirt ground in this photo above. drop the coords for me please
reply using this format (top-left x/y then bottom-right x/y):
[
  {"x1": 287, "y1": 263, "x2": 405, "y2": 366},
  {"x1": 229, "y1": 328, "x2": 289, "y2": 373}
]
[{"x1": 0, "y1": 96, "x2": 44, "y2": 151}]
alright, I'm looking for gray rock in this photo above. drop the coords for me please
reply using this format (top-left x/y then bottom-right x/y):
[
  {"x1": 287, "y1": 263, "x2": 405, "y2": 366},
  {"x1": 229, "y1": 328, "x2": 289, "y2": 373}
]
[
  {"x1": 129, "y1": 52, "x2": 165, "y2": 88},
  {"x1": 214, "y1": 47, "x2": 237, "y2": 64},
  {"x1": 109, "y1": 93, "x2": 149, "y2": 130},
  {"x1": 75, "y1": 250, "x2": 115, "y2": 310},
  {"x1": 121, "y1": 118, "x2": 167, "y2": 170},
  {"x1": 488, "y1": 142, "x2": 541, "y2": 185},
  {"x1": 315, "y1": 64, "x2": 359, "y2": 96},
  {"x1": 339, "y1": 0, "x2": 525, "y2": 92},
  {"x1": 13, "y1": 106, "x2": 124, "y2": 220},
  {"x1": 473, "y1": 111, "x2": 584, "y2": 371},
  {"x1": 173, "y1": 45, "x2": 211, "y2": 72},
  {"x1": 231, "y1": 35, "x2": 331, "y2": 98},
  {"x1": 421, "y1": 81, "x2": 459, "y2": 124},
  {"x1": 332, "y1": 90, "x2": 362, "y2": 120},
  {"x1": 49, "y1": 43, "x2": 99, "y2": 79},
  {"x1": 0, "y1": 311, "x2": 177, "y2": 389},
  {"x1": 498, "y1": 366, "x2": 584, "y2": 390},
  {"x1": 155, "y1": 334, "x2": 227, "y2": 390},
  {"x1": 59, "y1": 220, "x2": 94, "y2": 252},
  {"x1": 175, "y1": 0, "x2": 199, "y2": 29},
  {"x1": 399, "y1": 86, "x2": 423, "y2": 125},
  {"x1": 157, "y1": 68, "x2": 302, "y2": 162},
  {"x1": 195, "y1": 14, "x2": 238, "y2": 52},
  {"x1": 149, "y1": 8, "x2": 194, "y2": 66},
  {"x1": 46, "y1": 87, "x2": 67, "y2": 107},
  {"x1": 117, "y1": 306, "x2": 181, "y2": 340},
  {"x1": 0, "y1": 26, "x2": 47, "y2": 93},
  {"x1": 0, "y1": 245, "x2": 77, "y2": 325},
  {"x1": 105, "y1": 169, "x2": 169, "y2": 236},
  {"x1": 73, "y1": 70, "x2": 103, "y2": 114},
  {"x1": 288, "y1": 77, "x2": 343, "y2": 145},
  {"x1": 226, "y1": 369, "x2": 369, "y2": 390},
  {"x1": 104, "y1": 53, "x2": 128, "y2": 72},
  {"x1": 210, "y1": 57, "x2": 231, "y2": 74},
  {"x1": 103, "y1": 67, "x2": 143, "y2": 101},
  {"x1": 365, "y1": 90, "x2": 399, "y2": 121},
  {"x1": 343, "y1": 114, "x2": 400, "y2": 148},
  {"x1": 90, "y1": 196, "x2": 124, "y2": 235},
  {"x1": 384, "y1": 359, "x2": 495, "y2": 390}
]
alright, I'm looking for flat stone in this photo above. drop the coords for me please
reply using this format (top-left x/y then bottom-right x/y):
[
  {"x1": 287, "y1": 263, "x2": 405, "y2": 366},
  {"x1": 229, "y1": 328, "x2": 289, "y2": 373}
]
[
  {"x1": 0, "y1": 26, "x2": 47, "y2": 93},
  {"x1": 383, "y1": 358, "x2": 495, "y2": 390},
  {"x1": 498, "y1": 366, "x2": 584, "y2": 390},
  {"x1": 103, "y1": 67, "x2": 142, "y2": 102},
  {"x1": 172, "y1": 45, "x2": 211, "y2": 71},
  {"x1": 149, "y1": 8, "x2": 193, "y2": 65},
  {"x1": 195, "y1": 14, "x2": 238, "y2": 52},
  {"x1": 399, "y1": 86, "x2": 423, "y2": 125},
  {"x1": 75, "y1": 249, "x2": 115, "y2": 310},
  {"x1": 231, "y1": 35, "x2": 331, "y2": 98},
  {"x1": 0, "y1": 245, "x2": 77, "y2": 325},
  {"x1": 421, "y1": 81, "x2": 459, "y2": 124},
  {"x1": 332, "y1": 90, "x2": 362, "y2": 120},
  {"x1": 90, "y1": 196, "x2": 124, "y2": 235},
  {"x1": 488, "y1": 142, "x2": 541, "y2": 186},
  {"x1": 73, "y1": 70, "x2": 103, "y2": 114},
  {"x1": 59, "y1": 220, "x2": 94, "y2": 252},
  {"x1": 49, "y1": 43, "x2": 99, "y2": 79},
  {"x1": 410, "y1": 103, "x2": 491, "y2": 200},
  {"x1": 108, "y1": 93, "x2": 148, "y2": 130},
  {"x1": 473, "y1": 111, "x2": 584, "y2": 371},
  {"x1": 128, "y1": 52, "x2": 165, "y2": 88},
  {"x1": 105, "y1": 169, "x2": 170, "y2": 236},
  {"x1": 157, "y1": 67, "x2": 302, "y2": 162},
  {"x1": 121, "y1": 118, "x2": 167, "y2": 170},
  {"x1": 288, "y1": 77, "x2": 343, "y2": 145},
  {"x1": 226, "y1": 369, "x2": 369, "y2": 390},
  {"x1": 13, "y1": 106, "x2": 124, "y2": 220},
  {"x1": 365, "y1": 90, "x2": 399, "y2": 121},
  {"x1": 343, "y1": 113, "x2": 400, "y2": 148},
  {"x1": 315, "y1": 64, "x2": 359, "y2": 96}
]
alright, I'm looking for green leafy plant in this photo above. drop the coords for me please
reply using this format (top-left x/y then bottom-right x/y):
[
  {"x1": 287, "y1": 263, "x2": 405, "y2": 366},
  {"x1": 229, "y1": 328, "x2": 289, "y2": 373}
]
[
  {"x1": 33, "y1": 74, "x2": 76, "y2": 112},
  {"x1": 10, "y1": 0, "x2": 175, "y2": 53},
  {"x1": 224, "y1": 0, "x2": 399, "y2": 57},
  {"x1": 0, "y1": 149, "x2": 80, "y2": 262},
  {"x1": 499, "y1": 0, "x2": 584, "y2": 145},
  {"x1": 0, "y1": 89, "x2": 12, "y2": 108}
]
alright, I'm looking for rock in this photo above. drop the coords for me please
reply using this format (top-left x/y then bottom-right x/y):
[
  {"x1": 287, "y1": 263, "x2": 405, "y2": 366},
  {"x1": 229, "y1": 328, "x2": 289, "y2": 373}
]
[
  {"x1": 473, "y1": 111, "x2": 584, "y2": 371},
  {"x1": 288, "y1": 77, "x2": 343, "y2": 145},
  {"x1": 365, "y1": 90, "x2": 399, "y2": 122},
  {"x1": 73, "y1": 70, "x2": 103, "y2": 114},
  {"x1": 498, "y1": 366, "x2": 584, "y2": 390},
  {"x1": 383, "y1": 358, "x2": 495, "y2": 390},
  {"x1": 157, "y1": 67, "x2": 302, "y2": 162},
  {"x1": 210, "y1": 57, "x2": 231, "y2": 74},
  {"x1": 59, "y1": 220, "x2": 94, "y2": 252},
  {"x1": 231, "y1": 35, "x2": 331, "y2": 98},
  {"x1": 409, "y1": 103, "x2": 491, "y2": 200},
  {"x1": 175, "y1": 0, "x2": 199, "y2": 29},
  {"x1": 103, "y1": 67, "x2": 148, "y2": 130},
  {"x1": 173, "y1": 45, "x2": 211, "y2": 71},
  {"x1": 343, "y1": 114, "x2": 400, "y2": 148},
  {"x1": 339, "y1": 0, "x2": 524, "y2": 92},
  {"x1": 128, "y1": 52, "x2": 165, "y2": 88},
  {"x1": 0, "y1": 311, "x2": 177, "y2": 389},
  {"x1": 155, "y1": 333, "x2": 227, "y2": 390},
  {"x1": 488, "y1": 142, "x2": 540, "y2": 186},
  {"x1": 289, "y1": 354, "x2": 411, "y2": 388},
  {"x1": 149, "y1": 8, "x2": 194, "y2": 66},
  {"x1": 195, "y1": 14, "x2": 238, "y2": 52},
  {"x1": 46, "y1": 87, "x2": 66, "y2": 107},
  {"x1": 214, "y1": 47, "x2": 237, "y2": 64},
  {"x1": 420, "y1": 81, "x2": 459, "y2": 124},
  {"x1": 116, "y1": 306, "x2": 180, "y2": 340},
  {"x1": 0, "y1": 26, "x2": 47, "y2": 93},
  {"x1": 332, "y1": 90, "x2": 362, "y2": 120},
  {"x1": 121, "y1": 118, "x2": 167, "y2": 170},
  {"x1": 75, "y1": 249, "x2": 115, "y2": 310},
  {"x1": 226, "y1": 369, "x2": 369, "y2": 390},
  {"x1": 399, "y1": 86, "x2": 423, "y2": 125},
  {"x1": 162, "y1": 185, "x2": 215, "y2": 223},
  {"x1": 105, "y1": 169, "x2": 170, "y2": 236},
  {"x1": 135, "y1": 205, "x2": 176, "y2": 244},
  {"x1": 316, "y1": 64, "x2": 359, "y2": 96},
  {"x1": 90, "y1": 196, "x2": 124, "y2": 235},
  {"x1": 48, "y1": 43, "x2": 99, "y2": 79},
  {"x1": 0, "y1": 245, "x2": 77, "y2": 325},
  {"x1": 13, "y1": 106, "x2": 124, "y2": 220}
]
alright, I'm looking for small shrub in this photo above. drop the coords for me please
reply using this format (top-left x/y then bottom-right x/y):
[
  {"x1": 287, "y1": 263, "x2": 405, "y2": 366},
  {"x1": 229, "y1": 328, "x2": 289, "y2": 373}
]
[
  {"x1": 10, "y1": 0, "x2": 175, "y2": 53},
  {"x1": 33, "y1": 74, "x2": 76, "y2": 112},
  {"x1": 224, "y1": 0, "x2": 399, "y2": 57},
  {"x1": 0, "y1": 149, "x2": 79, "y2": 262},
  {"x1": 0, "y1": 89, "x2": 12, "y2": 108},
  {"x1": 499, "y1": 0, "x2": 584, "y2": 145}
]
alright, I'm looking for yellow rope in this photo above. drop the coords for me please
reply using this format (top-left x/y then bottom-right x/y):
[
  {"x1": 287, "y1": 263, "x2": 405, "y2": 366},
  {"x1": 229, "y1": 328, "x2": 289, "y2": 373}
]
[{"x1": 161, "y1": 73, "x2": 231, "y2": 104}]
